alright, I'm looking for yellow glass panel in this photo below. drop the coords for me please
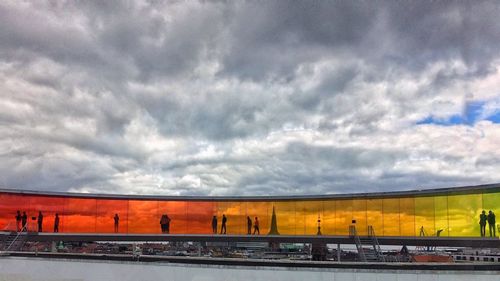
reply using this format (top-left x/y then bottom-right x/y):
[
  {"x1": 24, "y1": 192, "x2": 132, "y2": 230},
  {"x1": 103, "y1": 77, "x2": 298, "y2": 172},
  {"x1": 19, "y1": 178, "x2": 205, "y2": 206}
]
[
  {"x1": 322, "y1": 200, "x2": 335, "y2": 235},
  {"x1": 295, "y1": 201, "x2": 306, "y2": 235},
  {"x1": 304, "y1": 201, "x2": 322, "y2": 235},
  {"x1": 217, "y1": 201, "x2": 246, "y2": 235},
  {"x1": 246, "y1": 201, "x2": 270, "y2": 235},
  {"x1": 434, "y1": 196, "x2": 448, "y2": 237},
  {"x1": 415, "y1": 196, "x2": 435, "y2": 236},
  {"x1": 352, "y1": 199, "x2": 367, "y2": 235},
  {"x1": 335, "y1": 200, "x2": 352, "y2": 235},
  {"x1": 399, "y1": 197, "x2": 415, "y2": 236},
  {"x1": 366, "y1": 198, "x2": 383, "y2": 236},
  {"x1": 447, "y1": 194, "x2": 482, "y2": 237},
  {"x1": 382, "y1": 198, "x2": 400, "y2": 236},
  {"x1": 273, "y1": 201, "x2": 296, "y2": 235}
]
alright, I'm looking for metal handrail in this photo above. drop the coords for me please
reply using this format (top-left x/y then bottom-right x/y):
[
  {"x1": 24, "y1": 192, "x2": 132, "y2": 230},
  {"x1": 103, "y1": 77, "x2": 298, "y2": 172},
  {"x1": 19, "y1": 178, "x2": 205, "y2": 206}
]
[
  {"x1": 5, "y1": 223, "x2": 29, "y2": 251},
  {"x1": 349, "y1": 225, "x2": 367, "y2": 262},
  {"x1": 368, "y1": 225, "x2": 385, "y2": 262}
]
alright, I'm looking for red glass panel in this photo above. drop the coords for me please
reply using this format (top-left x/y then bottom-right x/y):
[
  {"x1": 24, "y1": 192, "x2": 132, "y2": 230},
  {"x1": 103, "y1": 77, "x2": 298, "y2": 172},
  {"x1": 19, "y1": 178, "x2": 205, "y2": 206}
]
[
  {"x1": 96, "y1": 199, "x2": 128, "y2": 233},
  {"x1": 158, "y1": 201, "x2": 187, "y2": 234},
  {"x1": 28, "y1": 195, "x2": 65, "y2": 233},
  {"x1": 187, "y1": 201, "x2": 216, "y2": 234},
  {"x1": 62, "y1": 198, "x2": 96, "y2": 233},
  {"x1": 0, "y1": 193, "x2": 29, "y2": 231},
  {"x1": 128, "y1": 200, "x2": 159, "y2": 234}
]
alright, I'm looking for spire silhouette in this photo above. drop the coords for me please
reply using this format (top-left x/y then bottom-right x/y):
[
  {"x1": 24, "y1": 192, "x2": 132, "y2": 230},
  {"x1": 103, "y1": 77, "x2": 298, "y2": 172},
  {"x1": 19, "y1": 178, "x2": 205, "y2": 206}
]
[{"x1": 268, "y1": 206, "x2": 280, "y2": 235}]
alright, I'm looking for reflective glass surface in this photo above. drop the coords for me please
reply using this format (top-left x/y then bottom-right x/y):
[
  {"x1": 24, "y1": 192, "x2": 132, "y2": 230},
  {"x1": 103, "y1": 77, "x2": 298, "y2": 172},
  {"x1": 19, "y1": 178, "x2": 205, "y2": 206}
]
[{"x1": 1, "y1": 190, "x2": 499, "y2": 237}]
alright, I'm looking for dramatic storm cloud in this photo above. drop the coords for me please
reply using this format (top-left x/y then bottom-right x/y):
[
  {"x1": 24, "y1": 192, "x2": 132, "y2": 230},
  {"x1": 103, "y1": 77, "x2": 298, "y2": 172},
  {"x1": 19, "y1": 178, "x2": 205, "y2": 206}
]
[{"x1": 0, "y1": 1, "x2": 499, "y2": 195}]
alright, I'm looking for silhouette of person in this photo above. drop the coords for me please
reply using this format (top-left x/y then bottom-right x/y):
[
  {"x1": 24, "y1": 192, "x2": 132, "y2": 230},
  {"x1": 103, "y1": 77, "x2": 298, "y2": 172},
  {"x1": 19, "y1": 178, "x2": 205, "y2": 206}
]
[
  {"x1": 37, "y1": 211, "x2": 44, "y2": 232},
  {"x1": 21, "y1": 211, "x2": 27, "y2": 231},
  {"x1": 247, "y1": 216, "x2": 252, "y2": 235},
  {"x1": 54, "y1": 213, "x2": 59, "y2": 233},
  {"x1": 480, "y1": 210, "x2": 487, "y2": 237},
  {"x1": 221, "y1": 214, "x2": 227, "y2": 234},
  {"x1": 15, "y1": 210, "x2": 22, "y2": 232},
  {"x1": 160, "y1": 214, "x2": 166, "y2": 233},
  {"x1": 488, "y1": 210, "x2": 496, "y2": 237},
  {"x1": 212, "y1": 216, "x2": 217, "y2": 234},
  {"x1": 114, "y1": 214, "x2": 119, "y2": 233},
  {"x1": 253, "y1": 217, "x2": 260, "y2": 235}
]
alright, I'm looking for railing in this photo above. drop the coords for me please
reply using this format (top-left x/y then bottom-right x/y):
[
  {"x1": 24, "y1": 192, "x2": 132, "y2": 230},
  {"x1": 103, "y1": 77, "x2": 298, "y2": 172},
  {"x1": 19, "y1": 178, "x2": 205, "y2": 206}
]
[
  {"x1": 368, "y1": 225, "x2": 385, "y2": 262},
  {"x1": 349, "y1": 225, "x2": 367, "y2": 262}
]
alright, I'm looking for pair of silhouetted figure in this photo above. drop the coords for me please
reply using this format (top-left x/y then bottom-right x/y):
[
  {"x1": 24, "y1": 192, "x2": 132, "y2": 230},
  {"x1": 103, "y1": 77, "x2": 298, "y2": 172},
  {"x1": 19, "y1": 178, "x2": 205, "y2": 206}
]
[
  {"x1": 246, "y1": 216, "x2": 260, "y2": 234},
  {"x1": 480, "y1": 210, "x2": 496, "y2": 237},
  {"x1": 160, "y1": 214, "x2": 171, "y2": 233},
  {"x1": 211, "y1": 215, "x2": 228, "y2": 234},
  {"x1": 15, "y1": 210, "x2": 28, "y2": 232}
]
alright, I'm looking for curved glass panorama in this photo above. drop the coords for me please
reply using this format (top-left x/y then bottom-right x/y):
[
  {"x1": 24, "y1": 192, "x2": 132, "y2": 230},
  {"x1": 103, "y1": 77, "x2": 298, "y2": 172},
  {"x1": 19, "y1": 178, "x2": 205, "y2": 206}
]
[{"x1": 1, "y1": 185, "x2": 499, "y2": 237}]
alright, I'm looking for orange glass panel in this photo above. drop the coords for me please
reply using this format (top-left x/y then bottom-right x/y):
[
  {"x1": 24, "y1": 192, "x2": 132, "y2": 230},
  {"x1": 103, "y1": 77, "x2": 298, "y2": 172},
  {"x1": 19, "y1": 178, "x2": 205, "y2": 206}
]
[
  {"x1": 96, "y1": 199, "x2": 128, "y2": 233},
  {"x1": 273, "y1": 201, "x2": 296, "y2": 235},
  {"x1": 62, "y1": 198, "x2": 96, "y2": 233},
  {"x1": 295, "y1": 201, "x2": 306, "y2": 235},
  {"x1": 415, "y1": 196, "x2": 435, "y2": 236},
  {"x1": 28, "y1": 196, "x2": 65, "y2": 233},
  {"x1": 352, "y1": 199, "x2": 367, "y2": 235},
  {"x1": 382, "y1": 198, "x2": 400, "y2": 236},
  {"x1": 366, "y1": 198, "x2": 383, "y2": 236},
  {"x1": 158, "y1": 201, "x2": 187, "y2": 234},
  {"x1": 128, "y1": 200, "x2": 159, "y2": 234},
  {"x1": 246, "y1": 201, "x2": 270, "y2": 235},
  {"x1": 217, "y1": 201, "x2": 246, "y2": 235},
  {"x1": 335, "y1": 200, "x2": 352, "y2": 235},
  {"x1": 434, "y1": 196, "x2": 449, "y2": 237},
  {"x1": 0, "y1": 193, "x2": 30, "y2": 231},
  {"x1": 399, "y1": 197, "x2": 415, "y2": 236},
  {"x1": 322, "y1": 200, "x2": 335, "y2": 235},
  {"x1": 187, "y1": 201, "x2": 216, "y2": 234},
  {"x1": 301, "y1": 201, "x2": 322, "y2": 235}
]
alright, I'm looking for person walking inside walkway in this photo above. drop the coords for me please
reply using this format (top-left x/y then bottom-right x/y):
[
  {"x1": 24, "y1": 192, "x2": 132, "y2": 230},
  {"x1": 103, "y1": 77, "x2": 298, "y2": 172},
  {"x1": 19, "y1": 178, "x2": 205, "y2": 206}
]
[
  {"x1": 114, "y1": 214, "x2": 119, "y2": 233},
  {"x1": 15, "y1": 210, "x2": 22, "y2": 232},
  {"x1": 253, "y1": 217, "x2": 260, "y2": 235},
  {"x1": 220, "y1": 214, "x2": 227, "y2": 234},
  {"x1": 21, "y1": 211, "x2": 27, "y2": 231},
  {"x1": 212, "y1": 216, "x2": 217, "y2": 234},
  {"x1": 480, "y1": 210, "x2": 487, "y2": 237},
  {"x1": 37, "y1": 211, "x2": 44, "y2": 232},
  {"x1": 54, "y1": 213, "x2": 59, "y2": 232},
  {"x1": 247, "y1": 216, "x2": 252, "y2": 235},
  {"x1": 488, "y1": 210, "x2": 496, "y2": 237}
]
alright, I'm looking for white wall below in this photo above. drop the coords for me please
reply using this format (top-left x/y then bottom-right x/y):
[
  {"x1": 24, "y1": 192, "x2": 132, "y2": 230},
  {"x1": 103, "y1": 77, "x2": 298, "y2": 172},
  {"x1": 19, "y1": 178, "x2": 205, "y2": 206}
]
[{"x1": 0, "y1": 257, "x2": 499, "y2": 281}]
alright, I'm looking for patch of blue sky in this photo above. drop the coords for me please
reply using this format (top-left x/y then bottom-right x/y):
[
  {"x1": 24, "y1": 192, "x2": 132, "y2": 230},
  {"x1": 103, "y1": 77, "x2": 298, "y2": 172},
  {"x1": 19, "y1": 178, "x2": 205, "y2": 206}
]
[{"x1": 416, "y1": 100, "x2": 500, "y2": 126}]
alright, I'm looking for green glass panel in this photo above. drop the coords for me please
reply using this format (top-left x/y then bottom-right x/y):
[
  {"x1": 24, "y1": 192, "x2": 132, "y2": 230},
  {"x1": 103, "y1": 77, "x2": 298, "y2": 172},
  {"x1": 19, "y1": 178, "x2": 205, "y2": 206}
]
[
  {"x1": 448, "y1": 194, "x2": 482, "y2": 237},
  {"x1": 434, "y1": 196, "x2": 449, "y2": 237}
]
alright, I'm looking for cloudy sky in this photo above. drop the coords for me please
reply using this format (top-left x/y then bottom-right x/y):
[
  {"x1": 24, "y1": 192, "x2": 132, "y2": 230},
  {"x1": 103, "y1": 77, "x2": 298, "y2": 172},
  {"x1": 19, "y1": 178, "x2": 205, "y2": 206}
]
[{"x1": 0, "y1": 1, "x2": 499, "y2": 196}]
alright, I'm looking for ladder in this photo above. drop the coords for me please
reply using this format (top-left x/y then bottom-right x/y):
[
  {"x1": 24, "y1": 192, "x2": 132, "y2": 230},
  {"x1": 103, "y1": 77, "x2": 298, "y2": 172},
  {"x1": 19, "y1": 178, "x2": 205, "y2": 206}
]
[
  {"x1": 350, "y1": 225, "x2": 385, "y2": 262},
  {"x1": 2, "y1": 224, "x2": 29, "y2": 251}
]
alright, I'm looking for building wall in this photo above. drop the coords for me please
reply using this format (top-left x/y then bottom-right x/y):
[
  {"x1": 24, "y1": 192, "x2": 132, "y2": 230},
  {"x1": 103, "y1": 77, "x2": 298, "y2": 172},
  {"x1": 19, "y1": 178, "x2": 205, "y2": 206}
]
[
  {"x1": 1, "y1": 257, "x2": 500, "y2": 281},
  {"x1": 1, "y1": 190, "x2": 499, "y2": 237}
]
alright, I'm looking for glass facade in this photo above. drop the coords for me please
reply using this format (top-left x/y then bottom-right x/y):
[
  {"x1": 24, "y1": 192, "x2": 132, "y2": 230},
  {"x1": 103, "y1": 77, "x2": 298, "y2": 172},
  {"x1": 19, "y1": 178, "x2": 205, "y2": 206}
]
[{"x1": 1, "y1": 188, "x2": 499, "y2": 237}]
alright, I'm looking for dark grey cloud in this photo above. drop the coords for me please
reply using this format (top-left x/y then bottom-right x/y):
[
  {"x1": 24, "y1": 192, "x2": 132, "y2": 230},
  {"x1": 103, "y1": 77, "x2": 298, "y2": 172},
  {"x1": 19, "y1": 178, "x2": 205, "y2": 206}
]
[{"x1": 0, "y1": 1, "x2": 499, "y2": 195}]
